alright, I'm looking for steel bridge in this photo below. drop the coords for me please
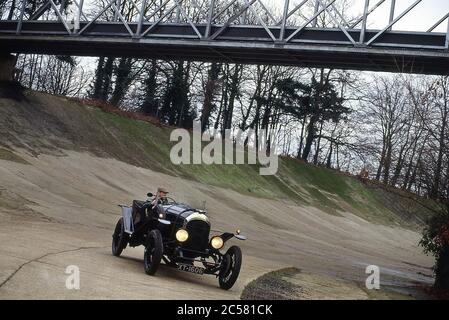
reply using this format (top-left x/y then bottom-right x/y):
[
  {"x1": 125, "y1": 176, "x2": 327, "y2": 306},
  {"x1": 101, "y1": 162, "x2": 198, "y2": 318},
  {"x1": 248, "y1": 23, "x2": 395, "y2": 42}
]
[{"x1": 0, "y1": 0, "x2": 449, "y2": 74}]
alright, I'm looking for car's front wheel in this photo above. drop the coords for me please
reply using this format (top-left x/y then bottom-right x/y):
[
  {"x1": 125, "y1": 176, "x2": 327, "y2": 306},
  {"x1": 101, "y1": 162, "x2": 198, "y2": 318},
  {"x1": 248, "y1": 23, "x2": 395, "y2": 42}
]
[
  {"x1": 144, "y1": 229, "x2": 163, "y2": 275},
  {"x1": 112, "y1": 217, "x2": 128, "y2": 257},
  {"x1": 219, "y1": 246, "x2": 242, "y2": 290}
]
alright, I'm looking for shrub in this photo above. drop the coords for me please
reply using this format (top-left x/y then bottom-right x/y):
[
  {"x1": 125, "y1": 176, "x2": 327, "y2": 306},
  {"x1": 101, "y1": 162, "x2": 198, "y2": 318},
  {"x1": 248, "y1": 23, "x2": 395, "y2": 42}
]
[{"x1": 420, "y1": 204, "x2": 449, "y2": 290}]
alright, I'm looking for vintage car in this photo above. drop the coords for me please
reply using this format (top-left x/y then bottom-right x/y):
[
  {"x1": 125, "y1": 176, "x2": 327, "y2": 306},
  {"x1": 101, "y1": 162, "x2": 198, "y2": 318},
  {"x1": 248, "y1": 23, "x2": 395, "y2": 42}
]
[{"x1": 112, "y1": 193, "x2": 246, "y2": 290}]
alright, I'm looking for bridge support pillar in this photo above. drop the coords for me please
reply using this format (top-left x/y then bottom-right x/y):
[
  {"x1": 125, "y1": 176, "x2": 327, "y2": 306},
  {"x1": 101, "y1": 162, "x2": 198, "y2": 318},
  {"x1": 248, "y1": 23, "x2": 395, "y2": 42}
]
[{"x1": 0, "y1": 54, "x2": 18, "y2": 82}]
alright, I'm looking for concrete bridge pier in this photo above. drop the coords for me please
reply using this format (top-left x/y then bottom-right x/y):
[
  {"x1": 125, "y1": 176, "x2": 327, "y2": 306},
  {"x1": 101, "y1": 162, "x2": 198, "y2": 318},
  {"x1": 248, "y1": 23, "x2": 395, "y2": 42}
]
[{"x1": 0, "y1": 54, "x2": 18, "y2": 82}]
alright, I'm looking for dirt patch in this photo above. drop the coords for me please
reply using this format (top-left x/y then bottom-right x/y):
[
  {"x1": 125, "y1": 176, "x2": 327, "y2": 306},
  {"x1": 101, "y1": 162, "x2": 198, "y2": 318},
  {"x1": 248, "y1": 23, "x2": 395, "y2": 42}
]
[
  {"x1": 241, "y1": 268, "x2": 302, "y2": 300},
  {"x1": 241, "y1": 267, "x2": 428, "y2": 300}
]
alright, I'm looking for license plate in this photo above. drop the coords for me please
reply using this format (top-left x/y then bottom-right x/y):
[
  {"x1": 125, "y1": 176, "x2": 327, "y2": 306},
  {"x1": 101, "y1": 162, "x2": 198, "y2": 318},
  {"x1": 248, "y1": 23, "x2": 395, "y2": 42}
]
[{"x1": 177, "y1": 263, "x2": 205, "y2": 275}]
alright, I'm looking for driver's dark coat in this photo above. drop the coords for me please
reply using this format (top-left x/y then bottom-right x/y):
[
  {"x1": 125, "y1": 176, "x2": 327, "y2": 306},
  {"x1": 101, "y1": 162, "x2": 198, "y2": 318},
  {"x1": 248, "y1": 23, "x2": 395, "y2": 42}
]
[{"x1": 132, "y1": 197, "x2": 172, "y2": 224}]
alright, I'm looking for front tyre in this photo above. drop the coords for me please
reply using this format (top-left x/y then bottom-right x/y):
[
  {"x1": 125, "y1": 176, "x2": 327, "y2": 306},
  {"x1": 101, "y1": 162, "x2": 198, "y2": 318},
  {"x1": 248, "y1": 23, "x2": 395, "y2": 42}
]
[
  {"x1": 144, "y1": 229, "x2": 163, "y2": 275},
  {"x1": 112, "y1": 217, "x2": 128, "y2": 257},
  {"x1": 219, "y1": 246, "x2": 242, "y2": 290}
]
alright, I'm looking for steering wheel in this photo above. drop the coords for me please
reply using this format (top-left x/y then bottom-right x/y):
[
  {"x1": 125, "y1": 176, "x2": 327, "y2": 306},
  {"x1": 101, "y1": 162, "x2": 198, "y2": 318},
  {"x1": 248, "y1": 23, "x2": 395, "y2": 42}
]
[{"x1": 164, "y1": 197, "x2": 177, "y2": 204}]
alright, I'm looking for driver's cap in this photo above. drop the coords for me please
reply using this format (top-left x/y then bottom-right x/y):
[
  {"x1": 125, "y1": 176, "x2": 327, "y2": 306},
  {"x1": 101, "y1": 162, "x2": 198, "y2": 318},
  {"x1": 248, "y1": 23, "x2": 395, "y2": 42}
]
[{"x1": 157, "y1": 187, "x2": 169, "y2": 193}]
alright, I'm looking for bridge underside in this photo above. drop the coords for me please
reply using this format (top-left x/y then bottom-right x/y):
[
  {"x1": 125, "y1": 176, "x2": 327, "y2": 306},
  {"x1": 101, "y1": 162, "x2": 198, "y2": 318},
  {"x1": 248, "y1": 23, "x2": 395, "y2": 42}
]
[{"x1": 1, "y1": 22, "x2": 448, "y2": 75}]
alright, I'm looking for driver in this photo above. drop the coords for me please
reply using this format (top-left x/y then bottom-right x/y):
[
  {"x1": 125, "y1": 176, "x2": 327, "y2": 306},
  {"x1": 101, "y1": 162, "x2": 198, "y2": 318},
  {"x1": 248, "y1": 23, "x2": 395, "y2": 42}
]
[
  {"x1": 132, "y1": 188, "x2": 169, "y2": 225},
  {"x1": 151, "y1": 187, "x2": 169, "y2": 208}
]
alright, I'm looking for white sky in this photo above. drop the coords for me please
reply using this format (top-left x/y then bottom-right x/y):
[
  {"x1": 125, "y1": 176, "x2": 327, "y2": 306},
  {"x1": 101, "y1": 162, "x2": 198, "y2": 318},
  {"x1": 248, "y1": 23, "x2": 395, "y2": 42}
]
[
  {"x1": 264, "y1": 0, "x2": 449, "y2": 32},
  {"x1": 345, "y1": 0, "x2": 449, "y2": 32}
]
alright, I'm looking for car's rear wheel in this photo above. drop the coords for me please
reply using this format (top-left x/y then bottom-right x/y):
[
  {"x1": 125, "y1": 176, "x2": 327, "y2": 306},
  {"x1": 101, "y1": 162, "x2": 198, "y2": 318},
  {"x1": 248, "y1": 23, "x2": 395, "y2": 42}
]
[
  {"x1": 219, "y1": 246, "x2": 242, "y2": 290},
  {"x1": 112, "y1": 217, "x2": 128, "y2": 257},
  {"x1": 144, "y1": 229, "x2": 163, "y2": 275}
]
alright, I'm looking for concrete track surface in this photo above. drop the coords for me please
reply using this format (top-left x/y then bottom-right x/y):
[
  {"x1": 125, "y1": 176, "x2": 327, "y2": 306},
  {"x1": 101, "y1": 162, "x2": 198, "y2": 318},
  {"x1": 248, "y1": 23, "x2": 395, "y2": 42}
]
[{"x1": 0, "y1": 151, "x2": 434, "y2": 299}]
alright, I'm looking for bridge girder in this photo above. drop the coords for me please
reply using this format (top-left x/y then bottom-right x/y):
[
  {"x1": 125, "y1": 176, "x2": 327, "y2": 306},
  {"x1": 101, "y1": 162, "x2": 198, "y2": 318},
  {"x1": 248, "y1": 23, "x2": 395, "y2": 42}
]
[{"x1": 0, "y1": 0, "x2": 448, "y2": 74}]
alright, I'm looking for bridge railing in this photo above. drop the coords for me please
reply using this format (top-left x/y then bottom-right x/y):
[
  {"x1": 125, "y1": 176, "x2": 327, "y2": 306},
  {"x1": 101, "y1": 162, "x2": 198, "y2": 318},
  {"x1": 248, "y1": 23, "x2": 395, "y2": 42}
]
[{"x1": 0, "y1": 0, "x2": 448, "y2": 49}]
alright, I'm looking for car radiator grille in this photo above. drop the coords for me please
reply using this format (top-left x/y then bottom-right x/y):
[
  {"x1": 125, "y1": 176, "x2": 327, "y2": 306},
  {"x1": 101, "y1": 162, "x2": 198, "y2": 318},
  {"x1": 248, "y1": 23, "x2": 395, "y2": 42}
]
[{"x1": 184, "y1": 220, "x2": 210, "y2": 252}]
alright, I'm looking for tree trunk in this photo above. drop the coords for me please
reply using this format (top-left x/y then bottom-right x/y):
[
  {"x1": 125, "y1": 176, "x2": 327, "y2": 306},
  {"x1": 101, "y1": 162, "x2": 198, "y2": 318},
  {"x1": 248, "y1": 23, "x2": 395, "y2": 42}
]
[
  {"x1": 302, "y1": 117, "x2": 316, "y2": 161},
  {"x1": 100, "y1": 57, "x2": 114, "y2": 101},
  {"x1": 402, "y1": 136, "x2": 420, "y2": 190},
  {"x1": 109, "y1": 58, "x2": 132, "y2": 105},
  {"x1": 91, "y1": 57, "x2": 105, "y2": 99},
  {"x1": 109, "y1": 57, "x2": 133, "y2": 106},
  {"x1": 391, "y1": 150, "x2": 404, "y2": 187},
  {"x1": 446, "y1": 161, "x2": 449, "y2": 200},
  {"x1": 303, "y1": 68, "x2": 325, "y2": 162},
  {"x1": 326, "y1": 142, "x2": 333, "y2": 168},
  {"x1": 297, "y1": 116, "x2": 306, "y2": 159},
  {"x1": 407, "y1": 135, "x2": 428, "y2": 191},
  {"x1": 313, "y1": 121, "x2": 324, "y2": 165},
  {"x1": 376, "y1": 145, "x2": 386, "y2": 181},
  {"x1": 431, "y1": 105, "x2": 448, "y2": 198},
  {"x1": 200, "y1": 63, "x2": 221, "y2": 132},
  {"x1": 222, "y1": 65, "x2": 241, "y2": 134},
  {"x1": 241, "y1": 65, "x2": 265, "y2": 131},
  {"x1": 260, "y1": 82, "x2": 277, "y2": 132},
  {"x1": 141, "y1": 60, "x2": 158, "y2": 116},
  {"x1": 383, "y1": 138, "x2": 392, "y2": 185},
  {"x1": 391, "y1": 131, "x2": 411, "y2": 187}
]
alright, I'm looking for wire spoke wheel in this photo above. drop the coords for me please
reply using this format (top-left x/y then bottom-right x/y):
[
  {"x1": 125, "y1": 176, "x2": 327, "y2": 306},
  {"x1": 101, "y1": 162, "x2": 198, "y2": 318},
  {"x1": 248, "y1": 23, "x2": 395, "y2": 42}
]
[
  {"x1": 219, "y1": 246, "x2": 242, "y2": 290},
  {"x1": 112, "y1": 218, "x2": 128, "y2": 257},
  {"x1": 144, "y1": 229, "x2": 163, "y2": 275}
]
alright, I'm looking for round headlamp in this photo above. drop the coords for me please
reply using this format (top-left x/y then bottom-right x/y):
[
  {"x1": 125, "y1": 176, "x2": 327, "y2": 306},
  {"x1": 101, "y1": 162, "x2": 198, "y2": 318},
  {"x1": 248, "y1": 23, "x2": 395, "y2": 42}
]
[
  {"x1": 175, "y1": 229, "x2": 189, "y2": 242},
  {"x1": 210, "y1": 236, "x2": 224, "y2": 250}
]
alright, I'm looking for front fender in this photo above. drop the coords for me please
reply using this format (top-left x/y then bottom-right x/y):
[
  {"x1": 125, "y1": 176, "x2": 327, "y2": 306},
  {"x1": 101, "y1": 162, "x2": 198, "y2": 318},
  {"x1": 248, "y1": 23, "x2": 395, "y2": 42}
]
[{"x1": 220, "y1": 232, "x2": 247, "y2": 243}]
